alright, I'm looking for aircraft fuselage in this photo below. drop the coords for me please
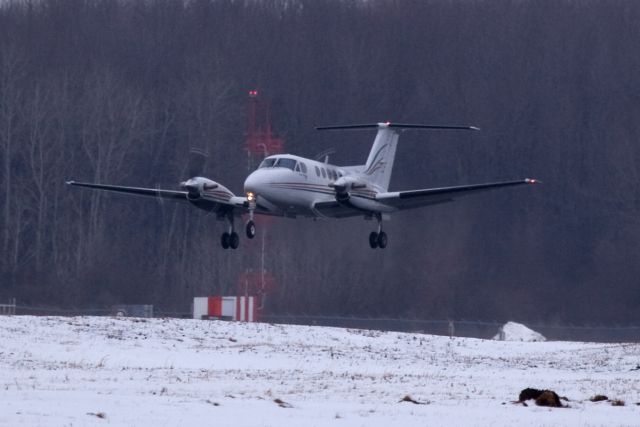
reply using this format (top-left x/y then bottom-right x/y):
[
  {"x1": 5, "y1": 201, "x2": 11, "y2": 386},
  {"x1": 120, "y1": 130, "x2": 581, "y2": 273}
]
[{"x1": 243, "y1": 154, "x2": 391, "y2": 218}]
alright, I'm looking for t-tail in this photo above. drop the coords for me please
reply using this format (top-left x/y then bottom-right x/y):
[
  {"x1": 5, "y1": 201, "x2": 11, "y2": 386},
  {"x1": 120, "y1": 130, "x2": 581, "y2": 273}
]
[{"x1": 316, "y1": 122, "x2": 480, "y2": 191}]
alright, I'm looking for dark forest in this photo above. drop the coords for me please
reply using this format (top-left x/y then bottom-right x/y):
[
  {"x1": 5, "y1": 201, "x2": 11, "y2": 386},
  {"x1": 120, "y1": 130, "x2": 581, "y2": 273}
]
[{"x1": 1, "y1": 0, "x2": 638, "y2": 325}]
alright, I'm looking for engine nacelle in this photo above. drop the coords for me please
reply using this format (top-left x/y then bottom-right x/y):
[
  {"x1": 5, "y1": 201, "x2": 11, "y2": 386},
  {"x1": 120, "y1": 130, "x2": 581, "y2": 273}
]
[
  {"x1": 180, "y1": 177, "x2": 219, "y2": 200},
  {"x1": 331, "y1": 176, "x2": 366, "y2": 203},
  {"x1": 335, "y1": 191, "x2": 350, "y2": 202}
]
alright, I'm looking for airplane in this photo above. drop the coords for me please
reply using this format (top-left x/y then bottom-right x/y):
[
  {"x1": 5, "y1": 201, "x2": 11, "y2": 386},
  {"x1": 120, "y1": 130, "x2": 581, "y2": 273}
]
[{"x1": 66, "y1": 122, "x2": 539, "y2": 250}]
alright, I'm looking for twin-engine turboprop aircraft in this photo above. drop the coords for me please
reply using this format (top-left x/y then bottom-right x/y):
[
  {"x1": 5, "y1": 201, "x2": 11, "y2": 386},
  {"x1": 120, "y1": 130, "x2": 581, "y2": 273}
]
[{"x1": 67, "y1": 122, "x2": 539, "y2": 249}]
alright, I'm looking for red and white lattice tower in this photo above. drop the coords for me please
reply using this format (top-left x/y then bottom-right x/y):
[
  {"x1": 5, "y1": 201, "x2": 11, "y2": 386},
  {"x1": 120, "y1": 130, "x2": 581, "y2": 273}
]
[
  {"x1": 244, "y1": 90, "x2": 284, "y2": 163},
  {"x1": 237, "y1": 90, "x2": 283, "y2": 317}
]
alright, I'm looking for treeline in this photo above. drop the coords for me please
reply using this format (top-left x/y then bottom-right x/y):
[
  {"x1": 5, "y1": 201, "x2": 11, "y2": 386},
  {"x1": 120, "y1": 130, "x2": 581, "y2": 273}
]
[{"x1": 0, "y1": 0, "x2": 638, "y2": 324}]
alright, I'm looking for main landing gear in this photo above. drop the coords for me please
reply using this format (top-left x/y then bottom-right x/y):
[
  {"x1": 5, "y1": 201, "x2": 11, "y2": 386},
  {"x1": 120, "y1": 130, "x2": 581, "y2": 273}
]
[
  {"x1": 220, "y1": 214, "x2": 256, "y2": 250},
  {"x1": 368, "y1": 213, "x2": 388, "y2": 249},
  {"x1": 369, "y1": 231, "x2": 387, "y2": 249},
  {"x1": 221, "y1": 231, "x2": 239, "y2": 249},
  {"x1": 221, "y1": 214, "x2": 239, "y2": 250}
]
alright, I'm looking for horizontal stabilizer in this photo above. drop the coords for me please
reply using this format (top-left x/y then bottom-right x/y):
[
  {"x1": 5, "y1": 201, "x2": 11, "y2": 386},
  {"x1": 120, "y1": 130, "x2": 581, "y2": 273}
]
[{"x1": 316, "y1": 122, "x2": 480, "y2": 131}]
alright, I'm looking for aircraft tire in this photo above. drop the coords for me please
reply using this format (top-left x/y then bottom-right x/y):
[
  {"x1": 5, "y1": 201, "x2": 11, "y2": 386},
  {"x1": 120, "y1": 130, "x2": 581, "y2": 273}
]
[
  {"x1": 229, "y1": 232, "x2": 240, "y2": 249},
  {"x1": 246, "y1": 220, "x2": 256, "y2": 239},
  {"x1": 369, "y1": 232, "x2": 379, "y2": 249},
  {"x1": 377, "y1": 231, "x2": 388, "y2": 249},
  {"x1": 221, "y1": 232, "x2": 230, "y2": 249}
]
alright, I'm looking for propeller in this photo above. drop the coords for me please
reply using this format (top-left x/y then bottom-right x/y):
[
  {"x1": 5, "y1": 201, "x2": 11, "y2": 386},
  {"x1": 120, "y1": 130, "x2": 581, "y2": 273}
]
[
  {"x1": 179, "y1": 147, "x2": 214, "y2": 199},
  {"x1": 186, "y1": 147, "x2": 208, "y2": 178}
]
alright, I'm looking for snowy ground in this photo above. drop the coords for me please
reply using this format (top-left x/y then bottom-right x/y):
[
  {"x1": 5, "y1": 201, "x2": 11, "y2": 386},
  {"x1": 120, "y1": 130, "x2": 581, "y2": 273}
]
[{"x1": 0, "y1": 316, "x2": 639, "y2": 426}]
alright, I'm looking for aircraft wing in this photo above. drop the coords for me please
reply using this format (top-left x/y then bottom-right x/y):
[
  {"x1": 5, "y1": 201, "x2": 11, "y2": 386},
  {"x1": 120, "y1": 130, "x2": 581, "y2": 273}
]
[
  {"x1": 66, "y1": 181, "x2": 189, "y2": 200},
  {"x1": 375, "y1": 178, "x2": 539, "y2": 210},
  {"x1": 65, "y1": 180, "x2": 251, "y2": 213}
]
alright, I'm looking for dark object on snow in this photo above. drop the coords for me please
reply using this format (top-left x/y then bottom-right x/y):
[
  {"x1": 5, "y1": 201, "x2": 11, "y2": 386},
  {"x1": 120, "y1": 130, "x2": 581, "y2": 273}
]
[
  {"x1": 590, "y1": 394, "x2": 608, "y2": 402},
  {"x1": 610, "y1": 399, "x2": 625, "y2": 406},
  {"x1": 399, "y1": 395, "x2": 427, "y2": 405},
  {"x1": 536, "y1": 390, "x2": 563, "y2": 407},
  {"x1": 274, "y1": 398, "x2": 292, "y2": 408},
  {"x1": 518, "y1": 388, "x2": 564, "y2": 407},
  {"x1": 87, "y1": 412, "x2": 106, "y2": 419},
  {"x1": 519, "y1": 388, "x2": 543, "y2": 401}
]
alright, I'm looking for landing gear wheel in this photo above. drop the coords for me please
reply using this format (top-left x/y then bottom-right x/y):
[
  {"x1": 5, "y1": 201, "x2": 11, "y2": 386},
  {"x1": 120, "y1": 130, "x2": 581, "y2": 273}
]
[
  {"x1": 246, "y1": 220, "x2": 256, "y2": 239},
  {"x1": 377, "y1": 231, "x2": 388, "y2": 249},
  {"x1": 221, "y1": 232, "x2": 230, "y2": 249},
  {"x1": 229, "y1": 232, "x2": 240, "y2": 249},
  {"x1": 369, "y1": 232, "x2": 379, "y2": 249}
]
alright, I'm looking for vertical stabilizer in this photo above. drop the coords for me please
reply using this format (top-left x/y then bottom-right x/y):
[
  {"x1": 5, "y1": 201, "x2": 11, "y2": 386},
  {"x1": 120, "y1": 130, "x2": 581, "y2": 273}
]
[{"x1": 363, "y1": 126, "x2": 399, "y2": 191}]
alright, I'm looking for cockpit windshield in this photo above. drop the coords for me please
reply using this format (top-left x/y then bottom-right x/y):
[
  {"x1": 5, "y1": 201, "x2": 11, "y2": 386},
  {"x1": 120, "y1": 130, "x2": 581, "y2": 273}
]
[
  {"x1": 275, "y1": 158, "x2": 297, "y2": 170},
  {"x1": 258, "y1": 157, "x2": 297, "y2": 171},
  {"x1": 259, "y1": 158, "x2": 277, "y2": 169}
]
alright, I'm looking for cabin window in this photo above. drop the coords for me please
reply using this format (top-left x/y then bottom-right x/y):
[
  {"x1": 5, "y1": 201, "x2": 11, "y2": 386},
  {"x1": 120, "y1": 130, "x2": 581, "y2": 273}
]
[
  {"x1": 321, "y1": 168, "x2": 327, "y2": 178},
  {"x1": 259, "y1": 158, "x2": 276, "y2": 168},
  {"x1": 315, "y1": 166, "x2": 320, "y2": 176},
  {"x1": 275, "y1": 158, "x2": 297, "y2": 171}
]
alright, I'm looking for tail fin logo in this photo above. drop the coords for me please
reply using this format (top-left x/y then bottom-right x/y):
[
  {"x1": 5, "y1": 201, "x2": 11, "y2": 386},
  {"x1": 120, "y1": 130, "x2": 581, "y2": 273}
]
[{"x1": 364, "y1": 143, "x2": 388, "y2": 176}]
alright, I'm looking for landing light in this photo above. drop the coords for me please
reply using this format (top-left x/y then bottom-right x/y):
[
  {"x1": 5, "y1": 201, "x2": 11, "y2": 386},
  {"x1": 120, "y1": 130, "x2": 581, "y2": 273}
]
[{"x1": 247, "y1": 191, "x2": 256, "y2": 202}]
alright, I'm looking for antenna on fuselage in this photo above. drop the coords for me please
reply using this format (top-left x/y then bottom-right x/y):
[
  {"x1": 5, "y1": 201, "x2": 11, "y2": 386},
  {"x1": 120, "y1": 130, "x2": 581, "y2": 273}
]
[{"x1": 314, "y1": 147, "x2": 336, "y2": 163}]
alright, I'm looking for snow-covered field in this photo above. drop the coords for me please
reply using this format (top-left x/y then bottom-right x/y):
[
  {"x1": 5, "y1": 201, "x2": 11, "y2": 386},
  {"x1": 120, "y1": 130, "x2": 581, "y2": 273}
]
[{"x1": 0, "y1": 316, "x2": 638, "y2": 426}]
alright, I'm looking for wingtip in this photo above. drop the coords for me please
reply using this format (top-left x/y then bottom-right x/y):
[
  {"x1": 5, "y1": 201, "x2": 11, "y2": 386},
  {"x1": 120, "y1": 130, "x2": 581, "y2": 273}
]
[
  {"x1": 65, "y1": 180, "x2": 75, "y2": 185},
  {"x1": 525, "y1": 178, "x2": 542, "y2": 184},
  {"x1": 470, "y1": 126, "x2": 481, "y2": 131}
]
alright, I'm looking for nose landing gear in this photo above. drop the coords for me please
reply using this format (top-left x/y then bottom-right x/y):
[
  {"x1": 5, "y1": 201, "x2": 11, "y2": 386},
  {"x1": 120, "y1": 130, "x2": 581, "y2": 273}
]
[
  {"x1": 246, "y1": 191, "x2": 257, "y2": 239},
  {"x1": 246, "y1": 220, "x2": 256, "y2": 239}
]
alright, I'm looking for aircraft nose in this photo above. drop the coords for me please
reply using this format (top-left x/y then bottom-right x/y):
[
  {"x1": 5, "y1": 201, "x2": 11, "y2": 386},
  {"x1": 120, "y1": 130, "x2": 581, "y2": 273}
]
[{"x1": 244, "y1": 170, "x2": 265, "y2": 196}]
